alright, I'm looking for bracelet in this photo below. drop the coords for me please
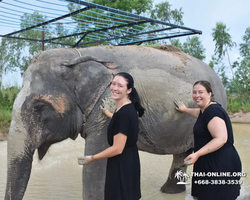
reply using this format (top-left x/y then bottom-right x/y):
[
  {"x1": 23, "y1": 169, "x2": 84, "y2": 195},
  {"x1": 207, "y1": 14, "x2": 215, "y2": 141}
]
[{"x1": 91, "y1": 155, "x2": 94, "y2": 160}]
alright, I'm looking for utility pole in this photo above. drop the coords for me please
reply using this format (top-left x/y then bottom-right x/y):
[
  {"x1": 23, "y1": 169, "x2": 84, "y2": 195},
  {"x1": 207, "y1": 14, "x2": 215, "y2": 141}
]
[{"x1": 42, "y1": 26, "x2": 45, "y2": 51}]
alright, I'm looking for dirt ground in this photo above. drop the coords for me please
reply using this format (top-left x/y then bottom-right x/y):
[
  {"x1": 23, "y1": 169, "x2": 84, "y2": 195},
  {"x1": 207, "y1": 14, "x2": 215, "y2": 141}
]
[
  {"x1": 0, "y1": 131, "x2": 8, "y2": 141},
  {"x1": 229, "y1": 111, "x2": 250, "y2": 123},
  {"x1": 0, "y1": 112, "x2": 249, "y2": 141}
]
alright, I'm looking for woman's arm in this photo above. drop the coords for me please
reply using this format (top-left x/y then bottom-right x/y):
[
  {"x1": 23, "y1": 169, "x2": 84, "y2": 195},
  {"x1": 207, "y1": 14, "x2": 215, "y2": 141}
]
[
  {"x1": 104, "y1": 109, "x2": 113, "y2": 118},
  {"x1": 78, "y1": 133, "x2": 127, "y2": 164},
  {"x1": 91, "y1": 133, "x2": 127, "y2": 161},
  {"x1": 184, "y1": 117, "x2": 228, "y2": 164}
]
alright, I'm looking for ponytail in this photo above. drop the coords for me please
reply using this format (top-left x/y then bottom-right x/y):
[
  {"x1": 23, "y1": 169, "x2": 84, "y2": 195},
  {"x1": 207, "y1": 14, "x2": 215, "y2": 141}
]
[{"x1": 129, "y1": 87, "x2": 145, "y2": 117}]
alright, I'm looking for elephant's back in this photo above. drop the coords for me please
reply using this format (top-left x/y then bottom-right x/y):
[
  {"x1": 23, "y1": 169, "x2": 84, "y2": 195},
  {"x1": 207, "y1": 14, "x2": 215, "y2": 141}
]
[{"x1": 78, "y1": 45, "x2": 225, "y2": 107}]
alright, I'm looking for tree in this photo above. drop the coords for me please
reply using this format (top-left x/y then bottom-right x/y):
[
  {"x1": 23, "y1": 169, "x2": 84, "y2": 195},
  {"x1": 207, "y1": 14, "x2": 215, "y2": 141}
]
[
  {"x1": 169, "y1": 37, "x2": 206, "y2": 61},
  {"x1": 232, "y1": 58, "x2": 250, "y2": 95},
  {"x1": 67, "y1": 0, "x2": 153, "y2": 46},
  {"x1": 92, "y1": 0, "x2": 153, "y2": 15},
  {"x1": 148, "y1": 0, "x2": 207, "y2": 61},
  {"x1": 150, "y1": 1, "x2": 184, "y2": 25},
  {"x1": 230, "y1": 27, "x2": 250, "y2": 99},
  {"x1": 145, "y1": 1, "x2": 184, "y2": 46},
  {"x1": 169, "y1": 38, "x2": 183, "y2": 49},
  {"x1": 2, "y1": 1, "x2": 156, "y2": 78},
  {"x1": 211, "y1": 22, "x2": 237, "y2": 79},
  {"x1": 239, "y1": 27, "x2": 250, "y2": 58},
  {"x1": 0, "y1": 12, "x2": 77, "y2": 76},
  {"x1": 0, "y1": 37, "x2": 24, "y2": 85},
  {"x1": 182, "y1": 36, "x2": 206, "y2": 60}
]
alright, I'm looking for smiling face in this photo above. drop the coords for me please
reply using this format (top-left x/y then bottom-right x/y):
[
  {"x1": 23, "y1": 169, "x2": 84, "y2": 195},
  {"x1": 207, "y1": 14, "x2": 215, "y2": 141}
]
[
  {"x1": 192, "y1": 83, "x2": 212, "y2": 109},
  {"x1": 110, "y1": 75, "x2": 132, "y2": 101}
]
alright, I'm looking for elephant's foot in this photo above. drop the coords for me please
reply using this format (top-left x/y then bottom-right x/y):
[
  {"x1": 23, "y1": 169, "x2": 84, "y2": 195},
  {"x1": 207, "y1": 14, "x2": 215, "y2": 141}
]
[
  {"x1": 161, "y1": 149, "x2": 193, "y2": 194},
  {"x1": 160, "y1": 177, "x2": 186, "y2": 194}
]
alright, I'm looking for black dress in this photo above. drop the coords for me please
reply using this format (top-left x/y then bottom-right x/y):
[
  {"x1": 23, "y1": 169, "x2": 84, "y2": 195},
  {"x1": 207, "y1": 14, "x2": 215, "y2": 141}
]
[
  {"x1": 191, "y1": 103, "x2": 242, "y2": 200},
  {"x1": 105, "y1": 103, "x2": 141, "y2": 200}
]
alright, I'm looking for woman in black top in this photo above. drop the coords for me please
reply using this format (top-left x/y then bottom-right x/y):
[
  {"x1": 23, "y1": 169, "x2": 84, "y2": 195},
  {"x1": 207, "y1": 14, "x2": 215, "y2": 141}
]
[
  {"x1": 175, "y1": 80, "x2": 242, "y2": 200},
  {"x1": 79, "y1": 72, "x2": 144, "y2": 200}
]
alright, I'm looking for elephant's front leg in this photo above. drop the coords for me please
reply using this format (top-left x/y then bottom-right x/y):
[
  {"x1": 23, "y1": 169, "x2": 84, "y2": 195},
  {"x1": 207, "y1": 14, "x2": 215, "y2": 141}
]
[
  {"x1": 82, "y1": 132, "x2": 109, "y2": 200},
  {"x1": 161, "y1": 148, "x2": 193, "y2": 194},
  {"x1": 82, "y1": 158, "x2": 107, "y2": 199}
]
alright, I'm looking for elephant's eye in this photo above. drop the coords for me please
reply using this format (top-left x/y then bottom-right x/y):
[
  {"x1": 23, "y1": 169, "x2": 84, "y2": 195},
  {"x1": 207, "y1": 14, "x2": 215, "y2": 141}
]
[{"x1": 33, "y1": 102, "x2": 45, "y2": 112}]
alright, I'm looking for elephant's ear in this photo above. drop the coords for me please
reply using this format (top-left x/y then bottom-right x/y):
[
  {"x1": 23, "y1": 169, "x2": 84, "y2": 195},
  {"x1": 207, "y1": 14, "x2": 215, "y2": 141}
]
[
  {"x1": 63, "y1": 56, "x2": 117, "y2": 117},
  {"x1": 61, "y1": 55, "x2": 118, "y2": 69}
]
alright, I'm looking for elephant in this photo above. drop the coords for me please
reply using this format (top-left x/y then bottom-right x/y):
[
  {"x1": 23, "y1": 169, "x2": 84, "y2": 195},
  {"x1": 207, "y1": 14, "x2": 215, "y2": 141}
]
[{"x1": 4, "y1": 45, "x2": 226, "y2": 200}]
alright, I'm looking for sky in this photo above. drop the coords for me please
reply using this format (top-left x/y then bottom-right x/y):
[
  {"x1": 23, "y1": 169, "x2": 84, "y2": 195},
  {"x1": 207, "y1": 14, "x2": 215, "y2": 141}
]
[
  {"x1": 158, "y1": 0, "x2": 250, "y2": 63},
  {"x1": 1, "y1": 0, "x2": 250, "y2": 87}
]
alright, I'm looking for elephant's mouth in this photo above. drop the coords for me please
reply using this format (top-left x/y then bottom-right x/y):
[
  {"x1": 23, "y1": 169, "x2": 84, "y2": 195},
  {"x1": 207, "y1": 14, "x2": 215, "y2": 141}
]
[
  {"x1": 38, "y1": 141, "x2": 51, "y2": 160},
  {"x1": 38, "y1": 139, "x2": 66, "y2": 160}
]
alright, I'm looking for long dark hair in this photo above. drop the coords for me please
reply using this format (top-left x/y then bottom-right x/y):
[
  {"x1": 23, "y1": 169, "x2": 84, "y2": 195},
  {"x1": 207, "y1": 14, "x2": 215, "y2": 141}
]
[{"x1": 114, "y1": 72, "x2": 145, "y2": 117}]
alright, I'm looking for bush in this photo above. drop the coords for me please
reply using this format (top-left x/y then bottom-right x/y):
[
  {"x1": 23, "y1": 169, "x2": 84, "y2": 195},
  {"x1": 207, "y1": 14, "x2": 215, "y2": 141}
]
[
  {"x1": 0, "y1": 86, "x2": 20, "y2": 133},
  {"x1": 227, "y1": 93, "x2": 250, "y2": 113}
]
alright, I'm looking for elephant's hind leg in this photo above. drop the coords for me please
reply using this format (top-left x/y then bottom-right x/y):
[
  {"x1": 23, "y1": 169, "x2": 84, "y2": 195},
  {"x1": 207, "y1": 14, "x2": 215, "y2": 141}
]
[{"x1": 161, "y1": 148, "x2": 193, "y2": 194}]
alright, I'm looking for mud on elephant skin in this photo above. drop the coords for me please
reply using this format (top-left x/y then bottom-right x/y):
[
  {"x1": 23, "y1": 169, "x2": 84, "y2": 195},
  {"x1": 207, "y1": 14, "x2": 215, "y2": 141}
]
[{"x1": 5, "y1": 45, "x2": 226, "y2": 200}]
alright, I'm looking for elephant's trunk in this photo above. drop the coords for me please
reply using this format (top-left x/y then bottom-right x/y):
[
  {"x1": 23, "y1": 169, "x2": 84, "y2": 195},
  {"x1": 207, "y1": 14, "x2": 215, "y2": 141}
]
[
  {"x1": 5, "y1": 84, "x2": 35, "y2": 200},
  {"x1": 5, "y1": 150, "x2": 34, "y2": 200},
  {"x1": 5, "y1": 111, "x2": 35, "y2": 200}
]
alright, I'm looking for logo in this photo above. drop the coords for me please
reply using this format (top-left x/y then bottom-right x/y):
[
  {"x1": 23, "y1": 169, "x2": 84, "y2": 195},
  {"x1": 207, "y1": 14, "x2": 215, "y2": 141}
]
[{"x1": 175, "y1": 170, "x2": 190, "y2": 185}]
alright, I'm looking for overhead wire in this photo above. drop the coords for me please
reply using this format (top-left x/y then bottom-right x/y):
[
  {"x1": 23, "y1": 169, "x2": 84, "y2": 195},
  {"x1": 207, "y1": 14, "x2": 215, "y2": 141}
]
[
  {"x1": 1, "y1": 0, "x2": 160, "y2": 39},
  {"x1": 0, "y1": 0, "x2": 200, "y2": 46}
]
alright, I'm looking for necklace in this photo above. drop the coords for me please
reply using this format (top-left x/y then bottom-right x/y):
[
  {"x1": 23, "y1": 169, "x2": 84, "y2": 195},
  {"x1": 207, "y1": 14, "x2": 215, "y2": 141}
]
[
  {"x1": 116, "y1": 99, "x2": 130, "y2": 112},
  {"x1": 201, "y1": 100, "x2": 212, "y2": 113}
]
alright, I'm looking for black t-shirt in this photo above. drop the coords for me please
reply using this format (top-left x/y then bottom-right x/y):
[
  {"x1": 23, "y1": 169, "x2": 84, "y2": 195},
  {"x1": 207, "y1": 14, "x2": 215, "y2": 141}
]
[
  {"x1": 107, "y1": 103, "x2": 139, "y2": 147},
  {"x1": 194, "y1": 103, "x2": 234, "y2": 152}
]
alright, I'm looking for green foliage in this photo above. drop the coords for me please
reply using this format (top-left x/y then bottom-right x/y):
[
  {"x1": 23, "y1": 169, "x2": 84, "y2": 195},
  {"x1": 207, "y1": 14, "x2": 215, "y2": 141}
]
[
  {"x1": 0, "y1": 37, "x2": 23, "y2": 75},
  {"x1": 0, "y1": 86, "x2": 20, "y2": 132},
  {"x1": 67, "y1": 1, "x2": 153, "y2": 47},
  {"x1": 220, "y1": 26, "x2": 250, "y2": 109},
  {"x1": 67, "y1": 3, "x2": 109, "y2": 46},
  {"x1": 182, "y1": 36, "x2": 206, "y2": 60},
  {"x1": 227, "y1": 94, "x2": 250, "y2": 113},
  {"x1": 147, "y1": 1, "x2": 184, "y2": 46},
  {"x1": 0, "y1": 0, "x2": 186, "y2": 77},
  {"x1": 0, "y1": 109, "x2": 12, "y2": 133},
  {"x1": 150, "y1": 1, "x2": 184, "y2": 25},
  {"x1": 0, "y1": 11, "x2": 78, "y2": 76},
  {"x1": 92, "y1": 0, "x2": 153, "y2": 15},
  {"x1": 230, "y1": 58, "x2": 250, "y2": 94},
  {"x1": 211, "y1": 22, "x2": 236, "y2": 79},
  {"x1": 239, "y1": 27, "x2": 250, "y2": 58},
  {"x1": 169, "y1": 36, "x2": 206, "y2": 61},
  {"x1": 169, "y1": 39, "x2": 183, "y2": 49},
  {"x1": 212, "y1": 22, "x2": 237, "y2": 60},
  {"x1": 0, "y1": 86, "x2": 20, "y2": 110}
]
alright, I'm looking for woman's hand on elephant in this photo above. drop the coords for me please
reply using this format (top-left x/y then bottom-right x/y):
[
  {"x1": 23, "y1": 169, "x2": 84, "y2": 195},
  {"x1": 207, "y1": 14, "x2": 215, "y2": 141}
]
[
  {"x1": 100, "y1": 97, "x2": 115, "y2": 113},
  {"x1": 78, "y1": 155, "x2": 93, "y2": 165},
  {"x1": 100, "y1": 97, "x2": 115, "y2": 118},
  {"x1": 174, "y1": 99, "x2": 187, "y2": 112},
  {"x1": 184, "y1": 153, "x2": 199, "y2": 165}
]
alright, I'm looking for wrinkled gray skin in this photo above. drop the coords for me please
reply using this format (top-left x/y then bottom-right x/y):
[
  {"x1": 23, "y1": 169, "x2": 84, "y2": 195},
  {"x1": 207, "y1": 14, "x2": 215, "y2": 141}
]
[{"x1": 5, "y1": 46, "x2": 226, "y2": 200}]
